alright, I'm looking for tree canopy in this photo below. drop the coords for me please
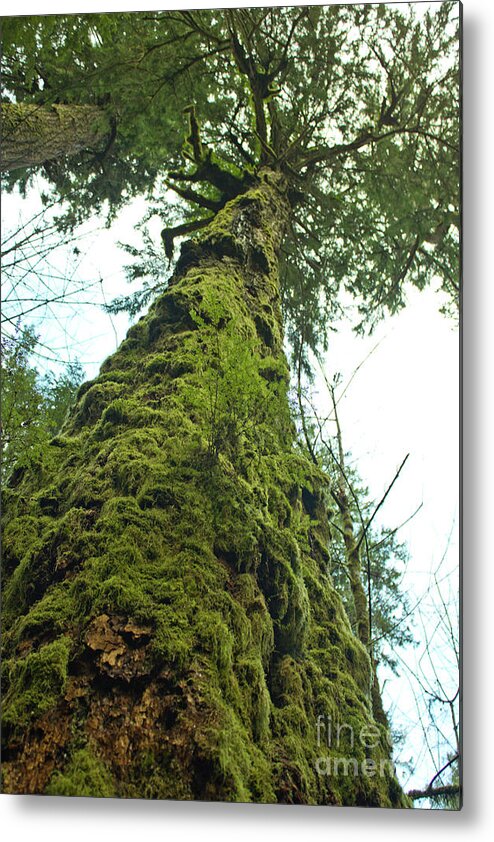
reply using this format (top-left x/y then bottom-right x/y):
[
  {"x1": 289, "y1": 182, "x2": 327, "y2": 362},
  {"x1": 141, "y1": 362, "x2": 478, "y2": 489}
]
[{"x1": 1, "y1": 3, "x2": 460, "y2": 349}]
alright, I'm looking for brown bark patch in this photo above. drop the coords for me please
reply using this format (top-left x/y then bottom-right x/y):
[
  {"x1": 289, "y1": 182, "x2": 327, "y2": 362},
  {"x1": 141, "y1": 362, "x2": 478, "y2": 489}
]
[
  {"x1": 85, "y1": 613, "x2": 153, "y2": 681},
  {"x1": 1, "y1": 703, "x2": 72, "y2": 794}
]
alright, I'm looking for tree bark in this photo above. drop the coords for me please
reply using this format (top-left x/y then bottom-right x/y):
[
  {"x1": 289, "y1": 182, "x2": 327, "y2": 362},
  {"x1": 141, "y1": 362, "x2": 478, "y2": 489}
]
[
  {"x1": 1, "y1": 171, "x2": 408, "y2": 806},
  {"x1": 408, "y1": 785, "x2": 460, "y2": 802},
  {"x1": 0, "y1": 102, "x2": 112, "y2": 171}
]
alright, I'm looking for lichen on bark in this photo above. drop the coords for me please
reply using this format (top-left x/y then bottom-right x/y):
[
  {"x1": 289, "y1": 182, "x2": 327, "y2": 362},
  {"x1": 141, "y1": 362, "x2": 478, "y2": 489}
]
[{"x1": 1, "y1": 172, "x2": 408, "y2": 806}]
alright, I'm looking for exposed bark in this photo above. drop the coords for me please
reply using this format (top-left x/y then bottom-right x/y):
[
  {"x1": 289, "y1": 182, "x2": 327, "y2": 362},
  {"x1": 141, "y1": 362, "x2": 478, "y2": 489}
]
[
  {"x1": 2, "y1": 171, "x2": 407, "y2": 805},
  {"x1": 0, "y1": 102, "x2": 112, "y2": 172}
]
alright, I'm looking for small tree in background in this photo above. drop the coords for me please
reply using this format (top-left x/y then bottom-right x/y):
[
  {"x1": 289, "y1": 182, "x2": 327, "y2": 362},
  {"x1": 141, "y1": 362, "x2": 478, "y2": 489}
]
[{"x1": 1, "y1": 326, "x2": 83, "y2": 482}]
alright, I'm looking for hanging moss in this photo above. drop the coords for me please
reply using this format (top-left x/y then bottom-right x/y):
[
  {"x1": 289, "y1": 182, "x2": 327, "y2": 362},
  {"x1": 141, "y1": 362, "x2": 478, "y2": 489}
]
[
  {"x1": 45, "y1": 747, "x2": 116, "y2": 798},
  {"x1": 2, "y1": 636, "x2": 71, "y2": 729},
  {"x1": 1, "y1": 175, "x2": 408, "y2": 806}
]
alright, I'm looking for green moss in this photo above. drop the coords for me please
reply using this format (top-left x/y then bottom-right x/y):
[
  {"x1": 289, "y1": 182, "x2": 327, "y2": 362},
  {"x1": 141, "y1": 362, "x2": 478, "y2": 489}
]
[
  {"x1": 1, "y1": 514, "x2": 48, "y2": 578},
  {"x1": 2, "y1": 506, "x2": 100, "y2": 620},
  {"x1": 70, "y1": 380, "x2": 126, "y2": 428},
  {"x1": 2, "y1": 636, "x2": 71, "y2": 728},
  {"x1": 236, "y1": 656, "x2": 271, "y2": 743},
  {"x1": 46, "y1": 747, "x2": 116, "y2": 798},
  {"x1": 7, "y1": 581, "x2": 76, "y2": 647}
]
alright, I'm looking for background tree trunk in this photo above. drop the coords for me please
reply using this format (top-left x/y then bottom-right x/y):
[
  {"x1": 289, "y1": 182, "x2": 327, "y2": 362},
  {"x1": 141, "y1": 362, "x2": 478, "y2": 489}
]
[
  {"x1": 1, "y1": 172, "x2": 408, "y2": 806},
  {"x1": 0, "y1": 102, "x2": 112, "y2": 171}
]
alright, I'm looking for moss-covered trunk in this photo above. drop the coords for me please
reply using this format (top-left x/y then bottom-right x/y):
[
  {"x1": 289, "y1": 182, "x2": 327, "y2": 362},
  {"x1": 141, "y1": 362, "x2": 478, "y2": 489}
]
[
  {"x1": 1, "y1": 171, "x2": 408, "y2": 805},
  {"x1": 0, "y1": 103, "x2": 112, "y2": 171}
]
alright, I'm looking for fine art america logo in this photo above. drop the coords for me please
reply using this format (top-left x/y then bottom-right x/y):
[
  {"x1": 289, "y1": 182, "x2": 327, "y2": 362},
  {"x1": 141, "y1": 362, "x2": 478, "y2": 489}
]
[{"x1": 315, "y1": 715, "x2": 395, "y2": 778}]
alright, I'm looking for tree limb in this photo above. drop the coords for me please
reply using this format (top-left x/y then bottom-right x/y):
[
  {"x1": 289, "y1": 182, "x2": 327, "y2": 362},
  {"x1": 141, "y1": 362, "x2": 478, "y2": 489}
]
[{"x1": 407, "y1": 784, "x2": 460, "y2": 801}]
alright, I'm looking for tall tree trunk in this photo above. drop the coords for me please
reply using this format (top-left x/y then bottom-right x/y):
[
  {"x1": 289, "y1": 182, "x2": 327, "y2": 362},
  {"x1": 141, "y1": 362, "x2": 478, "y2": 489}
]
[
  {"x1": 0, "y1": 103, "x2": 112, "y2": 171},
  {"x1": 1, "y1": 171, "x2": 408, "y2": 806}
]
